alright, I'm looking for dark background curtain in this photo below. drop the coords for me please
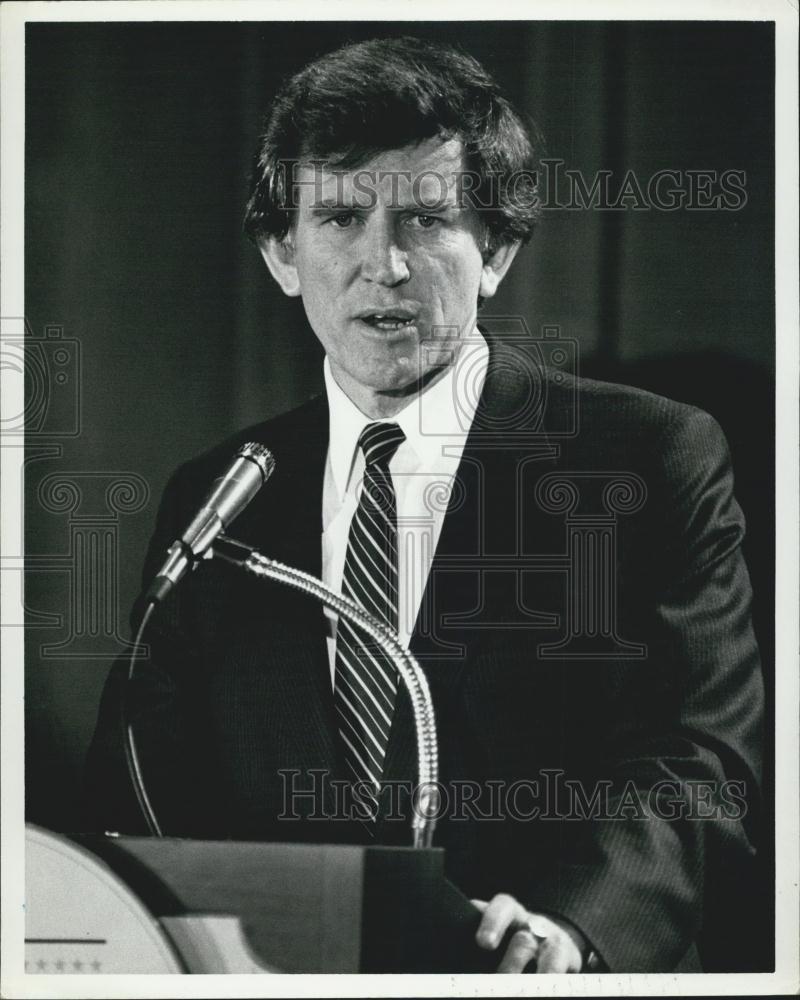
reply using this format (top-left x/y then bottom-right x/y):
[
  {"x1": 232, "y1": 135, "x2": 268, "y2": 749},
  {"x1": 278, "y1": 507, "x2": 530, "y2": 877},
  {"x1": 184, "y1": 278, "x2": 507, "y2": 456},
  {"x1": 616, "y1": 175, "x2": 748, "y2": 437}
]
[{"x1": 23, "y1": 19, "x2": 774, "y2": 966}]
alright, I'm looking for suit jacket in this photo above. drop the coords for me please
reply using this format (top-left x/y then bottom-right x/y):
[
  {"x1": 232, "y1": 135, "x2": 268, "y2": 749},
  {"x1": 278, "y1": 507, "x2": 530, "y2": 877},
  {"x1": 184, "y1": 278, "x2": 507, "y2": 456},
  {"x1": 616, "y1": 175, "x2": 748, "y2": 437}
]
[{"x1": 87, "y1": 337, "x2": 763, "y2": 972}]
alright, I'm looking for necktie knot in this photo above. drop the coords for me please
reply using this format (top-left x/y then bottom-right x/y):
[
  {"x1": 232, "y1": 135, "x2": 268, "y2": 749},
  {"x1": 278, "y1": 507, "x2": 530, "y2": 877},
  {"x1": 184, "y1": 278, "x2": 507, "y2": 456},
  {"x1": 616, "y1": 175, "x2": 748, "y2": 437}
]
[{"x1": 358, "y1": 422, "x2": 405, "y2": 470}]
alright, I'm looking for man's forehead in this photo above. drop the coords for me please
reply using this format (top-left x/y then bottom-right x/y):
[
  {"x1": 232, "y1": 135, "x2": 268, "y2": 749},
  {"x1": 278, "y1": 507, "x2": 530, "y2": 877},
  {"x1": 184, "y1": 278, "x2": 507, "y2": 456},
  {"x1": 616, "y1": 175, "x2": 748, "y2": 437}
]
[{"x1": 293, "y1": 137, "x2": 467, "y2": 209}]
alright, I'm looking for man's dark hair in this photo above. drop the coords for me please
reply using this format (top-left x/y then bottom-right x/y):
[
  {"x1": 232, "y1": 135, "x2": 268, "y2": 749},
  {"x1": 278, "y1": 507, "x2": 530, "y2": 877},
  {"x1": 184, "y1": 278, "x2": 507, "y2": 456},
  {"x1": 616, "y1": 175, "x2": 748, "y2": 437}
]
[{"x1": 243, "y1": 36, "x2": 540, "y2": 253}]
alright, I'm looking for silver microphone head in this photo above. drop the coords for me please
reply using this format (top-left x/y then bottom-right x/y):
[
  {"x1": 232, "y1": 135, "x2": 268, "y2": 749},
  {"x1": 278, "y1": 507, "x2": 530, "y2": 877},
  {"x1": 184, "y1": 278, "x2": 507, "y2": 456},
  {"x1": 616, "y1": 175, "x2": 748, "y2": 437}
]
[{"x1": 237, "y1": 442, "x2": 276, "y2": 483}]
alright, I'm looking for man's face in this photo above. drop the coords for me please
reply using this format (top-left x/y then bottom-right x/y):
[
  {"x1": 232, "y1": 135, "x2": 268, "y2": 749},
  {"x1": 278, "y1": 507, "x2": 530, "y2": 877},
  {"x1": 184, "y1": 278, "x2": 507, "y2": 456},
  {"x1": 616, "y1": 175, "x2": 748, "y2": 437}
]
[{"x1": 262, "y1": 138, "x2": 517, "y2": 414}]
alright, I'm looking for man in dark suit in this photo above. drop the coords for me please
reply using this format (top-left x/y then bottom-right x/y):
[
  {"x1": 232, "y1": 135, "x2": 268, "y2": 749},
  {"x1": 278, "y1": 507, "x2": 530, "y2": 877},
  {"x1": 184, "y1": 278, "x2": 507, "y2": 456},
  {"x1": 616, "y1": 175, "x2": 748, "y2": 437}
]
[{"x1": 87, "y1": 37, "x2": 763, "y2": 973}]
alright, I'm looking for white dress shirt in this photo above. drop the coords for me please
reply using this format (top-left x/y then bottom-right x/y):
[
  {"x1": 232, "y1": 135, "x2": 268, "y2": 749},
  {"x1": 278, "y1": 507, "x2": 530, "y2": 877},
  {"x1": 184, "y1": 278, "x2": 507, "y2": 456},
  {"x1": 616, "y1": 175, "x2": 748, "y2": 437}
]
[{"x1": 322, "y1": 329, "x2": 489, "y2": 684}]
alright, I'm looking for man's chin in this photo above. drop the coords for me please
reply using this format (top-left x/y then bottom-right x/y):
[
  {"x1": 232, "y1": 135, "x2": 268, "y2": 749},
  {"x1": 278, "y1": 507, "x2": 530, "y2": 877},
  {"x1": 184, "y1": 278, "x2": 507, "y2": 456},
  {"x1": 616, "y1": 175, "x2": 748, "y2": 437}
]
[{"x1": 371, "y1": 362, "x2": 451, "y2": 400}]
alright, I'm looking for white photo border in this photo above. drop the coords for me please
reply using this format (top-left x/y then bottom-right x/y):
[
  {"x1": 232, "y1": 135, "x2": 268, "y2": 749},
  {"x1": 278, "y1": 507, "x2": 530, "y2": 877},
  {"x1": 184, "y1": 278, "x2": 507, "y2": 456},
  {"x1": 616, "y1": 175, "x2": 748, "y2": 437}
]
[{"x1": 1, "y1": 1, "x2": 797, "y2": 997}]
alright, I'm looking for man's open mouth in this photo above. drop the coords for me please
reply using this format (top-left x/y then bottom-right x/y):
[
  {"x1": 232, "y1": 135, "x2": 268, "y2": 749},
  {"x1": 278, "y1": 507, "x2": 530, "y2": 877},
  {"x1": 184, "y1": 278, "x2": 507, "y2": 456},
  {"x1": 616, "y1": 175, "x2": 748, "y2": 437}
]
[{"x1": 358, "y1": 311, "x2": 417, "y2": 331}]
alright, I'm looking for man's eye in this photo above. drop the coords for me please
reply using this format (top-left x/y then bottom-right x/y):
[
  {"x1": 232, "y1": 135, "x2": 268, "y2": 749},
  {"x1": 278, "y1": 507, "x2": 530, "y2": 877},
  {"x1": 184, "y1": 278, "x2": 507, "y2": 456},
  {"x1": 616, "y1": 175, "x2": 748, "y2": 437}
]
[
  {"x1": 330, "y1": 213, "x2": 354, "y2": 228},
  {"x1": 414, "y1": 214, "x2": 440, "y2": 228}
]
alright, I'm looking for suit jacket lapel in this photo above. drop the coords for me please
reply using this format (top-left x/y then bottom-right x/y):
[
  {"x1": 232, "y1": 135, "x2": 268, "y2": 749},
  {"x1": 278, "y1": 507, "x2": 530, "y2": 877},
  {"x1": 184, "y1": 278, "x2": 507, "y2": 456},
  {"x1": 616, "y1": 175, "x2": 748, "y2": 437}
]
[
  {"x1": 226, "y1": 395, "x2": 347, "y2": 782},
  {"x1": 380, "y1": 337, "x2": 560, "y2": 801}
]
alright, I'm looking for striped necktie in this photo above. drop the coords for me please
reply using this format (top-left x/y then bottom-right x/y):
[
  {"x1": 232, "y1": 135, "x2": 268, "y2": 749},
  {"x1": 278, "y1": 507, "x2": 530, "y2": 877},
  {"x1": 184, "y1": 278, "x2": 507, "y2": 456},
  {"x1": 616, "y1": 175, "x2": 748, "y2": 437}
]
[{"x1": 334, "y1": 421, "x2": 405, "y2": 820}]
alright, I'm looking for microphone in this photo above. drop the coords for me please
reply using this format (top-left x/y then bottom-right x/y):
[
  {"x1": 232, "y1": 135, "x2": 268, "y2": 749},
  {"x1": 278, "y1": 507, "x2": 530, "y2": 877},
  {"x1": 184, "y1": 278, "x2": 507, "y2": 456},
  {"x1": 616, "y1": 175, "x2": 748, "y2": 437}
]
[{"x1": 145, "y1": 442, "x2": 276, "y2": 604}]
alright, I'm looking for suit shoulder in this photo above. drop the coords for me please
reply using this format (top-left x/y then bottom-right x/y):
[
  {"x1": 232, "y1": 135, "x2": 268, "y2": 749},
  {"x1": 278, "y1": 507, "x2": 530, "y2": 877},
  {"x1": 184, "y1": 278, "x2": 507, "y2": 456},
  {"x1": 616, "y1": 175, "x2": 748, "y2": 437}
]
[
  {"x1": 547, "y1": 369, "x2": 724, "y2": 447},
  {"x1": 168, "y1": 393, "x2": 326, "y2": 495}
]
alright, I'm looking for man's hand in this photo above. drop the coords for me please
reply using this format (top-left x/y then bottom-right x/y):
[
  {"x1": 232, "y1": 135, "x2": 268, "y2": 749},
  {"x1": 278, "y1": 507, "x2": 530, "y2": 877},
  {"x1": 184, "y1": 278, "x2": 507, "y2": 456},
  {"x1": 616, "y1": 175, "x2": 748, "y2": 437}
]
[{"x1": 472, "y1": 894, "x2": 586, "y2": 973}]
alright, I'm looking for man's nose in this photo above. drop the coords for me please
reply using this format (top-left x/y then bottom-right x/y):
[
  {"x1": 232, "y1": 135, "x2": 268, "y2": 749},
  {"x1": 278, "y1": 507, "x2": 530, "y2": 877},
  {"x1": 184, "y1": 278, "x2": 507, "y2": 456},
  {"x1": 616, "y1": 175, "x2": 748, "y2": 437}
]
[{"x1": 359, "y1": 218, "x2": 410, "y2": 287}]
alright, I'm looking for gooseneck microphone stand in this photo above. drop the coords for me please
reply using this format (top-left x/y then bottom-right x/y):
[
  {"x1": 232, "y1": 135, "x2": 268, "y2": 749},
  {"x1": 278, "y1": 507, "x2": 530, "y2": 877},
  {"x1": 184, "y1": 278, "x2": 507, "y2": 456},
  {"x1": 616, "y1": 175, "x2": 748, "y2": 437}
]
[{"x1": 124, "y1": 534, "x2": 440, "y2": 848}]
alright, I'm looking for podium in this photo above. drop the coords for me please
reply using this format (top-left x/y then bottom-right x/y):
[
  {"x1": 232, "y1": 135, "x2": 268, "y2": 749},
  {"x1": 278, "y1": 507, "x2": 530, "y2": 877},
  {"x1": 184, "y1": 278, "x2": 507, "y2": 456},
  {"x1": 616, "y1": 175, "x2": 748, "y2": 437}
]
[
  {"x1": 25, "y1": 825, "x2": 488, "y2": 974},
  {"x1": 29, "y1": 531, "x2": 484, "y2": 973}
]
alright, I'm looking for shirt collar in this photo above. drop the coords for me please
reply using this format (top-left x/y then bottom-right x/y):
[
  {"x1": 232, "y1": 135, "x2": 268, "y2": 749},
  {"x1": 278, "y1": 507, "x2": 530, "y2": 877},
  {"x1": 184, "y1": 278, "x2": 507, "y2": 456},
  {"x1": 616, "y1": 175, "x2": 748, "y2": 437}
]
[{"x1": 324, "y1": 327, "x2": 489, "y2": 501}]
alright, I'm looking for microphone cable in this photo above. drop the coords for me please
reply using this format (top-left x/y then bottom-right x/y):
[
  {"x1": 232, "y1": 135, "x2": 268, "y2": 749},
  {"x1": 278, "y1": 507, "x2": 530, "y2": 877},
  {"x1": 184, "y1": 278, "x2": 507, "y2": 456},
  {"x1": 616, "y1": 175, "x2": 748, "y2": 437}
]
[{"x1": 123, "y1": 599, "x2": 163, "y2": 837}]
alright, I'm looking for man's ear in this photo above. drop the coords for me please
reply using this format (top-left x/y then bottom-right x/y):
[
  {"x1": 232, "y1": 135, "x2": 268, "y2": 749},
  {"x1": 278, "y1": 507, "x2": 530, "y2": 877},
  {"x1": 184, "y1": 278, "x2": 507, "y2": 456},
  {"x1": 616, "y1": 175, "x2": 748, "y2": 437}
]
[
  {"x1": 258, "y1": 235, "x2": 302, "y2": 297},
  {"x1": 479, "y1": 240, "x2": 522, "y2": 300}
]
